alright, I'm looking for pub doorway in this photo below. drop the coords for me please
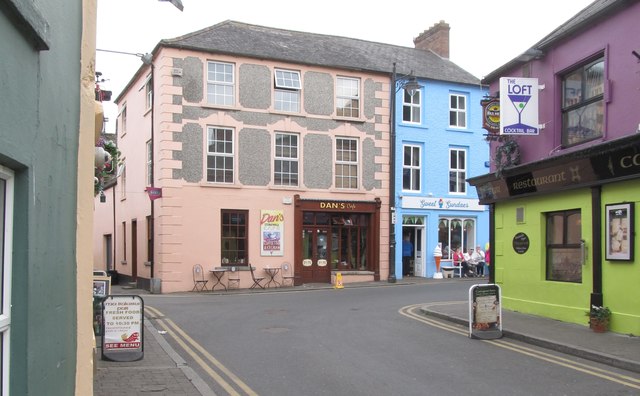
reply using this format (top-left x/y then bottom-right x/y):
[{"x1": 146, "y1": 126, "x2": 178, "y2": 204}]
[
  {"x1": 301, "y1": 227, "x2": 330, "y2": 283},
  {"x1": 294, "y1": 196, "x2": 382, "y2": 285}
]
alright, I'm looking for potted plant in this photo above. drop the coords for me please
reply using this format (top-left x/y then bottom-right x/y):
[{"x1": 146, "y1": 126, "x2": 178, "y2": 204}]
[{"x1": 587, "y1": 305, "x2": 611, "y2": 333}]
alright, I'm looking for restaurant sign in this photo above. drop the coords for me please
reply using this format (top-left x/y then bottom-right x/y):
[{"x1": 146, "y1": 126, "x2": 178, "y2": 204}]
[
  {"x1": 499, "y1": 77, "x2": 539, "y2": 135},
  {"x1": 471, "y1": 137, "x2": 640, "y2": 204},
  {"x1": 260, "y1": 209, "x2": 284, "y2": 256},
  {"x1": 481, "y1": 97, "x2": 500, "y2": 134},
  {"x1": 469, "y1": 284, "x2": 502, "y2": 340},
  {"x1": 101, "y1": 295, "x2": 144, "y2": 362},
  {"x1": 402, "y1": 196, "x2": 486, "y2": 212}
]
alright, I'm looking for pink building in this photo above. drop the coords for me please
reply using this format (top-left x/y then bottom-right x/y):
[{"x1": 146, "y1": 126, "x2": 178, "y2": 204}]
[{"x1": 93, "y1": 21, "x2": 476, "y2": 292}]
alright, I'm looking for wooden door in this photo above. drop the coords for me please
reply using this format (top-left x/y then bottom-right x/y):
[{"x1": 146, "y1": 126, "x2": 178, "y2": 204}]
[{"x1": 301, "y1": 227, "x2": 331, "y2": 283}]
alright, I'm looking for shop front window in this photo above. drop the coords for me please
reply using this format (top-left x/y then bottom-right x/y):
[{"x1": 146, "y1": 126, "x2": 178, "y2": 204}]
[
  {"x1": 438, "y1": 217, "x2": 476, "y2": 258},
  {"x1": 329, "y1": 214, "x2": 369, "y2": 270},
  {"x1": 546, "y1": 209, "x2": 582, "y2": 282}
]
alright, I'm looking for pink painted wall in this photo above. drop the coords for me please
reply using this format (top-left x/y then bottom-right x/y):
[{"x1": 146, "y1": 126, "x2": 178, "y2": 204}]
[{"x1": 100, "y1": 48, "x2": 391, "y2": 292}]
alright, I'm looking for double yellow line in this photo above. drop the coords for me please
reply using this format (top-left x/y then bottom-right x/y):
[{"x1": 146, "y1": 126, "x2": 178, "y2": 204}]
[
  {"x1": 145, "y1": 305, "x2": 259, "y2": 396},
  {"x1": 400, "y1": 303, "x2": 640, "y2": 390}
]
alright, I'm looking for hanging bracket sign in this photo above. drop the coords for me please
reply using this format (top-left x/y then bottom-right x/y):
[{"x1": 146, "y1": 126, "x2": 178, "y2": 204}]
[
  {"x1": 469, "y1": 284, "x2": 503, "y2": 340},
  {"x1": 499, "y1": 77, "x2": 539, "y2": 135},
  {"x1": 101, "y1": 295, "x2": 144, "y2": 362}
]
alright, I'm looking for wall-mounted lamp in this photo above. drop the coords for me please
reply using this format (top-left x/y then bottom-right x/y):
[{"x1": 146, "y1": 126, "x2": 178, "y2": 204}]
[
  {"x1": 388, "y1": 62, "x2": 423, "y2": 283},
  {"x1": 400, "y1": 77, "x2": 422, "y2": 97}
]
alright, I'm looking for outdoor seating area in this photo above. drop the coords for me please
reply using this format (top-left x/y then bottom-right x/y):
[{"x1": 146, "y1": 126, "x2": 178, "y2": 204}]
[
  {"x1": 192, "y1": 264, "x2": 209, "y2": 291},
  {"x1": 190, "y1": 263, "x2": 297, "y2": 291}
]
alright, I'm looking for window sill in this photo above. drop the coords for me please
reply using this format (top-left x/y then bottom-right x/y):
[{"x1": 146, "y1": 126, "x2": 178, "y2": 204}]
[
  {"x1": 446, "y1": 127, "x2": 472, "y2": 133},
  {"x1": 201, "y1": 103, "x2": 239, "y2": 111},
  {"x1": 198, "y1": 182, "x2": 242, "y2": 188},
  {"x1": 332, "y1": 115, "x2": 366, "y2": 124}
]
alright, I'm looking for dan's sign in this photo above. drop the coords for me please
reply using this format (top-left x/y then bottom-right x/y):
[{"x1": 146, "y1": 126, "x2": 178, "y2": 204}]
[{"x1": 499, "y1": 77, "x2": 539, "y2": 135}]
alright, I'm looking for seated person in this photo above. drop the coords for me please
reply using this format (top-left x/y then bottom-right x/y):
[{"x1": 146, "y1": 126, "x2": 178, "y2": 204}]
[
  {"x1": 464, "y1": 248, "x2": 479, "y2": 277},
  {"x1": 452, "y1": 247, "x2": 471, "y2": 277},
  {"x1": 471, "y1": 246, "x2": 486, "y2": 276}
]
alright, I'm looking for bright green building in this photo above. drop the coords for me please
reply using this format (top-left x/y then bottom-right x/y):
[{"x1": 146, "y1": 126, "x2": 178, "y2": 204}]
[{"x1": 470, "y1": 1, "x2": 639, "y2": 336}]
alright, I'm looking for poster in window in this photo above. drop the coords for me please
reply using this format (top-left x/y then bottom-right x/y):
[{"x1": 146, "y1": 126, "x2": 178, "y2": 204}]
[
  {"x1": 93, "y1": 276, "x2": 111, "y2": 298},
  {"x1": 605, "y1": 202, "x2": 634, "y2": 261},
  {"x1": 260, "y1": 209, "x2": 284, "y2": 256}
]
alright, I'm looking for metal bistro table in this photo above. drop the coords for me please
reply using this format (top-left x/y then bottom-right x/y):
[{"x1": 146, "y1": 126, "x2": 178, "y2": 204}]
[
  {"x1": 263, "y1": 267, "x2": 281, "y2": 288},
  {"x1": 210, "y1": 268, "x2": 228, "y2": 291}
]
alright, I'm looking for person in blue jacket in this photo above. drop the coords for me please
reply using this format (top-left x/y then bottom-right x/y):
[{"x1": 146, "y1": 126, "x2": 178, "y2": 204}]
[{"x1": 402, "y1": 234, "x2": 413, "y2": 276}]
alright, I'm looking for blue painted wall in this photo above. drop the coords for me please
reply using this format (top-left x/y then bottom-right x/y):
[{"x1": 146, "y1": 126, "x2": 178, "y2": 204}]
[{"x1": 393, "y1": 78, "x2": 489, "y2": 279}]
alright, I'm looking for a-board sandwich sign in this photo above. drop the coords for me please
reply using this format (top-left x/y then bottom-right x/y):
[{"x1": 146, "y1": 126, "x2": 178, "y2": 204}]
[
  {"x1": 101, "y1": 295, "x2": 144, "y2": 362},
  {"x1": 468, "y1": 284, "x2": 502, "y2": 340}
]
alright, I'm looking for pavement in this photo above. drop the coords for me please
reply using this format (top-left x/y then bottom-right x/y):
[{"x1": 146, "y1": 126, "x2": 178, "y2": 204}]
[{"x1": 93, "y1": 277, "x2": 640, "y2": 396}]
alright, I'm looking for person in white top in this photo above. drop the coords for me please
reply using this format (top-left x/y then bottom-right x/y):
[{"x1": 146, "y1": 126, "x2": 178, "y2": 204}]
[
  {"x1": 471, "y1": 246, "x2": 486, "y2": 276},
  {"x1": 463, "y1": 248, "x2": 477, "y2": 277}
]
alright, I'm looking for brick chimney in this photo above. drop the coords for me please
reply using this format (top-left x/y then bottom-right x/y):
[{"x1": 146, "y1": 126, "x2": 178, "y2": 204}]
[{"x1": 414, "y1": 20, "x2": 450, "y2": 58}]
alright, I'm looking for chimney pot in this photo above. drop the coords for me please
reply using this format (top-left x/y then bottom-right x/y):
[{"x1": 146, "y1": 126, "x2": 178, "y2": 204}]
[{"x1": 414, "y1": 20, "x2": 450, "y2": 58}]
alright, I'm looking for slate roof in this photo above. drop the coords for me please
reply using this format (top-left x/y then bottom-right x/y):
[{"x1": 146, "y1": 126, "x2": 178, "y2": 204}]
[
  {"x1": 159, "y1": 20, "x2": 480, "y2": 86},
  {"x1": 482, "y1": 0, "x2": 630, "y2": 83}
]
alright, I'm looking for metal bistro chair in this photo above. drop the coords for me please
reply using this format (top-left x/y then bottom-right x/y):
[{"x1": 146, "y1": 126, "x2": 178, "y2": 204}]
[
  {"x1": 227, "y1": 266, "x2": 240, "y2": 290},
  {"x1": 192, "y1": 264, "x2": 209, "y2": 292},
  {"x1": 281, "y1": 262, "x2": 294, "y2": 287},
  {"x1": 249, "y1": 265, "x2": 265, "y2": 289}
]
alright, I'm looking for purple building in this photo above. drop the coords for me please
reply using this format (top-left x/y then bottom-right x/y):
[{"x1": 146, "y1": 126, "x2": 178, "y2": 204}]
[{"x1": 469, "y1": 0, "x2": 640, "y2": 335}]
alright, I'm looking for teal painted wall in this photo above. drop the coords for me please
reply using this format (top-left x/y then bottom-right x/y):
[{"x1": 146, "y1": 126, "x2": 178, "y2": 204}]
[
  {"x1": 495, "y1": 184, "x2": 639, "y2": 335},
  {"x1": 0, "y1": 1, "x2": 82, "y2": 394}
]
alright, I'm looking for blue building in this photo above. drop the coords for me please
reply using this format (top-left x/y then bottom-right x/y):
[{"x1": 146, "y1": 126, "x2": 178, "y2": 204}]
[{"x1": 392, "y1": 22, "x2": 489, "y2": 279}]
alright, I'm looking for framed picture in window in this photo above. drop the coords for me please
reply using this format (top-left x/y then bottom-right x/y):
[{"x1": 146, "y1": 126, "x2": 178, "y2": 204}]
[
  {"x1": 93, "y1": 276, "x2": 111, "y2": 298},
  {"x1": 605, "y1": 202, "x2": 634, "y2": 261}
]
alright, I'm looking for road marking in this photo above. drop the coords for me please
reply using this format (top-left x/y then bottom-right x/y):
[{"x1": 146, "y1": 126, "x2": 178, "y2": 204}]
[
  {"x1": 146, "y1": 305, "x2": 259, "y2": 396},
  {"x1": 400, "y1": 304, "x2": 640, "y2": 390}
]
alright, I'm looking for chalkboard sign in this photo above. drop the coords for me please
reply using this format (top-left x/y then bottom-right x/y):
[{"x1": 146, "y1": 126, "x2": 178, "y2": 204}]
[
  {"x1": 512, "y1": 232, "x2": 530, "y2": 254},
  {"x1": 469, "y1": 284, "x2": 502, "y2": 340},
  {"x1": 101, "y1": 295, "x2": 144, "y2": 362}
]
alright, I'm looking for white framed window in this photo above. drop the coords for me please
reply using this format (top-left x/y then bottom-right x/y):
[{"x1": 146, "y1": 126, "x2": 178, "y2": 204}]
[
  {"x1": 207, "y1": 61, "x2": 235, "y2": 106},
  {"x1": 402, "y1": 145, "x2": 421, "y2": 192},
  {"x1": 274, "y1": 132, "x2": 299, "y2": 186},
  {"x1": 120, "y1": 160, "x2": 127, "y2": 199},
  {"x1": 119, "y1": 104, "x2": 127, "y2": 135},
  {"x1": 146, "y1": 140, "x2": 152, "y2": 186},
  {"x1": 402, "y1": 89, "x2": 421, "y2": 123},
  {"x1": 274, "y1": 69, "x2": 301, "y2": 112},
  {"x1": 449, "y1": 93, "x2": 467, "y2": 128},
  {"x1": 449, "y1": 148, "x2": 466, "y2": 194},
  {"x1": 335, "y1": 138, "x2": 358, "y2": 189},
  {"x1": 0, "y1": 165, "x2": 13, "y2": 396},
  {"x1": 336, "y1": 77, "x2": 360, "y2": 118},
  {"x1": 145, "y1": 77, "x2": 153, "y2": 110},
  {"x1": 207, "y1": 127, "x2": 234, "y2": 183}
]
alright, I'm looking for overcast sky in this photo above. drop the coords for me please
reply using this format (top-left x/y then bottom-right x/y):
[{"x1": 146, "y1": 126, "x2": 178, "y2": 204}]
[{"x1": 96, "y1": 0, "x2": 595, "y2": 133}]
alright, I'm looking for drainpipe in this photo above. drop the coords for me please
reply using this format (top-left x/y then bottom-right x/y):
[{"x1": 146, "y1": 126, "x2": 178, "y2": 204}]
[{"x1": 590, "y1": 186, "x2": 603, "y2": 307}]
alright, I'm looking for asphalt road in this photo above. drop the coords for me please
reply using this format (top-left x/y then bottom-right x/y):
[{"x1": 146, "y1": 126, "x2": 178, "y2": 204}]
[{"x1": 143, "y1": 282, "x2": 639, "y2": 396}]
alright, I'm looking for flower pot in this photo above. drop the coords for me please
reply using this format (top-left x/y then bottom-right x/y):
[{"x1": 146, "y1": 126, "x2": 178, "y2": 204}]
[{"x1": 590, "y1": 318, "x2": 608, "y2": 333}]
